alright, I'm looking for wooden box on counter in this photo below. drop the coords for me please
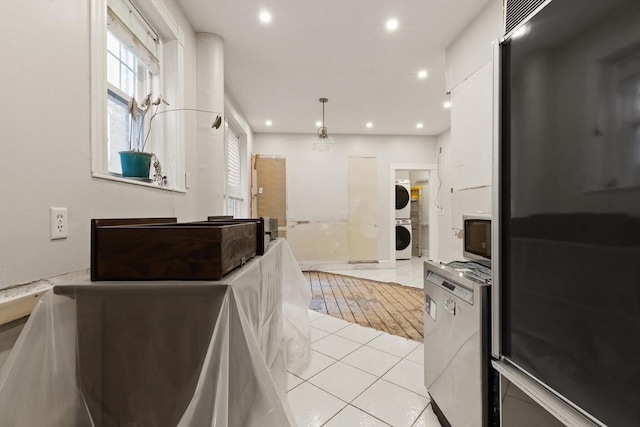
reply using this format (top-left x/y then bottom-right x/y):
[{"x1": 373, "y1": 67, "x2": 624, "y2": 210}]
[
  {"x1": 205, "y1": 217, "x2": 267, "y2": 255},
  {"x1": 91, "y1": 218, "x2": 259, "y2": 281}
]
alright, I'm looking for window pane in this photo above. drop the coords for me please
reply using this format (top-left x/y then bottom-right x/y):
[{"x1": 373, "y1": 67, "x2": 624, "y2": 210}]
[
  {"x1": 121, "y1": 67, "x2": 135, "y2": 98},
  {"x1": 108, "y1": 90, "x2": 144, "y2": 172},
  {"x1": 107, "y1": 53, "x2": 120, "y2": 87},
  {"x1": 137, "y1": 64, "x2": 150, "y2": 100},
  {"x1": 122, "y1": 47, "x2": 135, "y2": 68},
  {"x1": 103, "y1": 25, "x2": 157, "y2": 175},
  {"x1": 107, "y1": 92, "x2": 129, "y2": 173},
  {"x1": 107, "y1": 32, "x2": 120, "y2": 56},
  {"x1": 225, "y1": 124, "x2": 242, "y2": 198}
]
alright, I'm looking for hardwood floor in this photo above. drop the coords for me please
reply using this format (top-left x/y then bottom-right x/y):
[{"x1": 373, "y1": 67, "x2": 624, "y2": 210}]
[{"x1": 303, "y1": 271, "x2": 424, "y2": 342}]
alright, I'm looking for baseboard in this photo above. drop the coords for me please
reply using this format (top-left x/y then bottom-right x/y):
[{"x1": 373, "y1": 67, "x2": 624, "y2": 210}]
[{"x1": 0, "y1": 268, "x2": 90, "y2": 325}]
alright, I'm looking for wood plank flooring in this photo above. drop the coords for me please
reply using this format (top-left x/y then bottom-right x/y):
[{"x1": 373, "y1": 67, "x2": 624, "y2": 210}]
[{"x1": 304, "y1": 271, "x2": 424, "y2": 342}]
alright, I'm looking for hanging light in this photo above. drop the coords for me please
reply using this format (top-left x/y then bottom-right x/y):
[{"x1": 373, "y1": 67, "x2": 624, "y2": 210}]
[{"x1": 312, "y1": 98, "x2": 335, "y2": 152}]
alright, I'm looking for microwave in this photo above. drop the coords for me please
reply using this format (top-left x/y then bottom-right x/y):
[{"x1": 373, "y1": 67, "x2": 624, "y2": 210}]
[{"x1": 463, "y1": 214, "x2": 491, "y2": 263}]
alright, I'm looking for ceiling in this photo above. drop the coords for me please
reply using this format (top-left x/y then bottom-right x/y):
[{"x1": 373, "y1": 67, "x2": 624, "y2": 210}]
[{"x1": 177, "y1": 0, "x2": 491, "y2": 136}]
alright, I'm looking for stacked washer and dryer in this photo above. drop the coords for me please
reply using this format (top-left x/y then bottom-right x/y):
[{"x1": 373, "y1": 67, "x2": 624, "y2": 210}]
[{"x1": 395, "y1": 179, "x2": 412, "y2": 260}]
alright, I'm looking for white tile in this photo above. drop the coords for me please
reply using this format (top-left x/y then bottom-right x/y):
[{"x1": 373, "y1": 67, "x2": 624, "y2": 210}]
[
  {"x1": 310, "y1": 315, "x2": 352, "y2": 333},
  {"x1": 324, "y1": 405, "x2": 390, "y2": 427},
  {"x1": 367, "y1": 332, "x2": 421, "y2": 357},
  {"x1": 309, "y1": 326, "x2": 330, "y2": 343},
  {"x1": 405, "y1": 344, "x2": 424, "y2": 365},
  {"x1": 342, "y1": 345, "x2": 401, "y2": 377},
  {"x1": 311, "y1": 334, "x2": 362, "y2": 360},
  {"x1": 382, "y1": 359, "x2": 429, "y2": 397},
  {"x1": 308, "y1": 361, "x2": 378, "y2": 403},
  {"x1": 412, "y1": 404, "x2": 442, "y2": 427},
  {"x1": 363, "y1": 271, "x2": 397, "y2": 282},
  {"x1": 334, "y1": 323, "x2": 383, "y2": 344},
  {"x1": 352, "y1": 379, "x2": 430, "y2": 427},
  {"x1": 403, "y1": 274, "x2": 425, "y2": 288},
  {"x1": 308, "y1": 309, "x2": 326, "y2": 321},
  {"x1": 296, "y1": 350, "x2": 337, "y2": 380},
  {"x1": 287, "y1": 372, "x2": 304, "y2": 391},
  {"x1": 287, "y1": 382, "x2": 346, "y2": 427}
]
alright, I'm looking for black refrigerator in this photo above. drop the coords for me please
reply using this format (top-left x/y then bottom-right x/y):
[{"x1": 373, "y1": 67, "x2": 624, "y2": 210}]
[{"x1": 496, "y1": 0, "x2": 640, "y2": 426}]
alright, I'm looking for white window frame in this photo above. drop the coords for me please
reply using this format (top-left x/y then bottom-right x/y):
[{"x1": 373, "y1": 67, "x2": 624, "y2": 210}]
[
  {"x1": 225, "y1": 122, "x2": 243, "y2": 198},
  {"x1": 225, "y1": 121, "x2": 244, "y2": 217},
  {"x1": 91, "y1": 0, "x2": 186, "y2": 192}
]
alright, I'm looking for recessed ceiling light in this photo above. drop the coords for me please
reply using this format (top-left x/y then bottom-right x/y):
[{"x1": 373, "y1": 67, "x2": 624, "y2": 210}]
[
  {"x1": 416, "y1": 123, "x2": 423, "y2": 129},
  {"x1": 443, "y1": 101, "x2": 451, "y2": 109},
  {"x1": 386, "y1": 18, "x2": 399, "y2": 31},
  {"x1": 259, "y1": 10, "x2": 271, "y2": 23},
  {"x1": 366, "y1": 122, "x2": 373, "y2": 128},
  {"x1": 265, "y1": 120, "x2": 272, "y2": 126},
  {"x1": 418, "y1": 70, "x2": 428, "y2": 79},
  {"x1": 316, "y1": 121, "x2": 322, "y2": 127}
]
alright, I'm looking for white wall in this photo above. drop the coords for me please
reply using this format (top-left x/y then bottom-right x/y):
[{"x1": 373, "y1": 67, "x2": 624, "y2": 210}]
[
  {"x1": 0, "y1": 0, "x2": 229, "y2": 289},
  {"x1": 439, "y1": 0, "x2": 503, "y2": 261},
  {"x1": 196, "y1": 33, "x2": 226, "y2": 218},
  {"x1": 254, "y1": 133, "x2": 438, "y2": 264},
  {"x1": 445, "y1": 0, "x2": 503, "y2": 92},
  {"x1": 435, "y1": 130, "x2": 454, "y2": 262}
]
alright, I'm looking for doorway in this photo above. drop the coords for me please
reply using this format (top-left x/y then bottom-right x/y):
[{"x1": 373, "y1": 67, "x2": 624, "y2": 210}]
[
  {"x1": 390, "y1": 163, "x2": 438, "y2": 263},
  {"x1": 255, "y1": 156, "x2": 287, "y2": 237}
]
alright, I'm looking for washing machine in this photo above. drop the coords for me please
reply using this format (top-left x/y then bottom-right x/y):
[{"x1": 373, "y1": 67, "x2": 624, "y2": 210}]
[
  {"x1": 395, "y1": 179, "x2": 411, "y2": 219},
  {"x1": 396, "y1": 219, "x2": 412, "y2": 260}
]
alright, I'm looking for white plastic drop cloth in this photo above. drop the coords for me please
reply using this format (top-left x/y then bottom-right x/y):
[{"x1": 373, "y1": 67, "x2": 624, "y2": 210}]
[{"x1": 0, "y1": 239, "x2": 311, "y2": 427}]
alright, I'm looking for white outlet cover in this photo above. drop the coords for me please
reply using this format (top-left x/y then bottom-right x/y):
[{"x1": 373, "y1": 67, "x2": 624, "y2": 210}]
[{"x1": 50, "y1": 207, "x2": 68, "y2": 240}]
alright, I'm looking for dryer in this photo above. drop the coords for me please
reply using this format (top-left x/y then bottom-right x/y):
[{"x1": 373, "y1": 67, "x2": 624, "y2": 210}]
[
  {"x1": 395, "y1": 179, "x2": 411, "y2": 219},
  {"x1": 396, "y1": 219, "x2": 412, "y2": 260}
]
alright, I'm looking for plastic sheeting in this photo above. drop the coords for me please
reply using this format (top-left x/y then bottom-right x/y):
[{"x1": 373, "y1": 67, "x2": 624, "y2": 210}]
[{"x1": 0, "y1": 239, "x2": 311, "y2": 427}]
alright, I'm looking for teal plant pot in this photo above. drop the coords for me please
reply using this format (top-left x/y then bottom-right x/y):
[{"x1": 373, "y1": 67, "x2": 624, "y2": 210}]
[{"x1": 119, "y1": 151, "x2": 153, "y2": 178}]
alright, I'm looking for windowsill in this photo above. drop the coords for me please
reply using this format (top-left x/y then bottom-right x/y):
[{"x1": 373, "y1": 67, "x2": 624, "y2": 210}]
[{"x1": 92, "y1": 172, "x2": 187, "y2": 194}]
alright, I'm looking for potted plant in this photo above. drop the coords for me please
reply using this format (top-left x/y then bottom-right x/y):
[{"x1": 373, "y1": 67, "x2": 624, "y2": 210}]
[
  {"x1": 119, "y1": 94, "x2": 156, "y2": 179},
  {"x1": 120, "y1": 94, "x2": 222, "y2": 182}
]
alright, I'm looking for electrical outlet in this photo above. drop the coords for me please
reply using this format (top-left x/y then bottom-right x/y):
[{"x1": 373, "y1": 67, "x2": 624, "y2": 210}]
[{"x1": 50, "y1": 207, "x2": 68, "y2": 240}]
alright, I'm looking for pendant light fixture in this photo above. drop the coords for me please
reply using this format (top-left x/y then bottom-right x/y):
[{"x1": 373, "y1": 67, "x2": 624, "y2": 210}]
[{"x1": 312, "y1": 98, "x2": 335, "y2": 152}]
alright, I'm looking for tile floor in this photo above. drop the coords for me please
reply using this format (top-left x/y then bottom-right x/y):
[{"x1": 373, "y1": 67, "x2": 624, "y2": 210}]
[
  {"x1": 322, "y1": 257, "x2": 426, "y2": 290},
  {"x1": 289, "y1": 257, "x2": 441, "y2": 427}
]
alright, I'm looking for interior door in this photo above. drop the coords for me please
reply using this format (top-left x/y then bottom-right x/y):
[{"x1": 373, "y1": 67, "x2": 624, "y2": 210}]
[
  {"x1": 348, "y1": 157, "x2": 377, "y2": 262},
  {"x1": 255, "y1": 156, "x2": 286, "y2": 237}
]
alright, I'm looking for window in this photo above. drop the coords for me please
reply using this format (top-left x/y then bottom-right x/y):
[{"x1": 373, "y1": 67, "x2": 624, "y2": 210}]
[
  {"x1": 225, "y1": 122, "x2": 244, "y2": 217},
  {"x1": 91, "y1": 0, "x2": 185, "y2": 190},
  {"x1": 106, "y1": 28, "x2": 154, "y2": 173}
]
